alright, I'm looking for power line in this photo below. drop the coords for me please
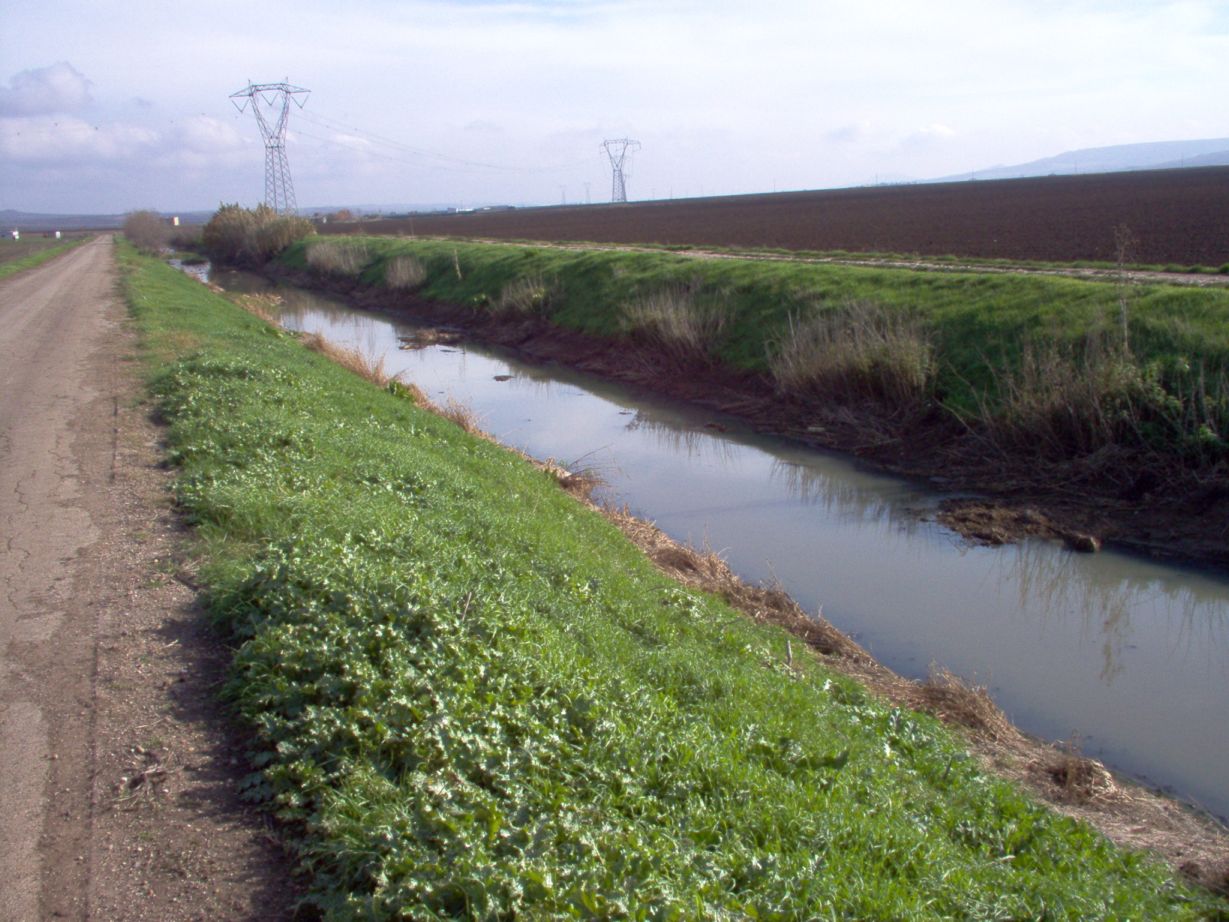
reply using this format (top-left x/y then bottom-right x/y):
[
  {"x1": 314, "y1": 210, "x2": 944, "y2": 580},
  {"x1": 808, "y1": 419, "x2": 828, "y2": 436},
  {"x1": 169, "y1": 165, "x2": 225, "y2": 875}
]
[{"x1": 230, "y1": 81, "x2": 310, "y2": 214}]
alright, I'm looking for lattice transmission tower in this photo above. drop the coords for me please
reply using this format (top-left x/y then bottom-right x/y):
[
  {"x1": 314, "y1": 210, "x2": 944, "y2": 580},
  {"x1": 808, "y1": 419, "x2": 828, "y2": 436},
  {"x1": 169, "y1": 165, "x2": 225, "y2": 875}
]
[
  {"x1": 602, "y1": 138, "x2": 641, "y2": 203},
  {"x1": 230, "y1": 81, "x2": 310, "y2": 214}
]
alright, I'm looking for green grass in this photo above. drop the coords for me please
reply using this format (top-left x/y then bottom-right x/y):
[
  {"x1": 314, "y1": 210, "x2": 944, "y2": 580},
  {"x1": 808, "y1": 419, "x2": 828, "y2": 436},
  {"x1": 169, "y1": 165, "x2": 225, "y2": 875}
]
[
  {"x1": 125, "y1": 247, "x2": 1225, "y2": 919},
  {"x1": 282, "y1": 236, "x2": 1229, "y2": 465},
  {"x1": 0, "y1": 236, "x2": 90, "y2": 279}
]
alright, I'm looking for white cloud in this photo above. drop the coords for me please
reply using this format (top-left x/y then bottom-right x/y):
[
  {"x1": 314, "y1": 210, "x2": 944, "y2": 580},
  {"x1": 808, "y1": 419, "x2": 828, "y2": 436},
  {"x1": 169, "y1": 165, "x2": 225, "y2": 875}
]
[
  {"x1": 172, "y1": 115, "x2": 246, "y2": 154},
  {"x1": 0, "y1": 62, "x2": 93, "y2": 116},
  {"x1": 0, "y1": 116, "x2": 157, "y2": 163},
  {"x1": 1, "y1": 1, "x2": 1228, "y2": 210}
]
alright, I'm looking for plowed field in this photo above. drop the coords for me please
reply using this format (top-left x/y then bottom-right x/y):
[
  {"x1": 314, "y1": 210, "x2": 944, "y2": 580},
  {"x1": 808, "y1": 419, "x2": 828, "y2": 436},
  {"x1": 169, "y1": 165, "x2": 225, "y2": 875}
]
[{"x1": 339, "y1": 166, "x2": 1229, "y2": 266}]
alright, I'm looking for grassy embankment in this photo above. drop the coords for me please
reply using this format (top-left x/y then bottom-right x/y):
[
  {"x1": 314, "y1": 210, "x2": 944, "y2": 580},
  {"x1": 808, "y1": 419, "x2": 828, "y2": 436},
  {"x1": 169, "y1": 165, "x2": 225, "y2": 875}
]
[
  {"x1": 285, "y1": 236, "x2": 1229, "y2": 484},
  {"x1": 0, "y1": 236, "x2": 90, "y2": 280},
  {"x1": 120, "y1": 246, "x2": 1226, "y2": 918}
]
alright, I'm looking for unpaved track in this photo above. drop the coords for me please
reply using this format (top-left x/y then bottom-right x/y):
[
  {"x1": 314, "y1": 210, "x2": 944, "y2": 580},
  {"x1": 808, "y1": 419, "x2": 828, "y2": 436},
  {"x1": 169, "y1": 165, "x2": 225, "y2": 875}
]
[
  {"x1": 0, "y1": 238, "x2": 295, "y2": 920},
  {"x1": 1, "y1": 237, "x2": 113, "y2": 919}
]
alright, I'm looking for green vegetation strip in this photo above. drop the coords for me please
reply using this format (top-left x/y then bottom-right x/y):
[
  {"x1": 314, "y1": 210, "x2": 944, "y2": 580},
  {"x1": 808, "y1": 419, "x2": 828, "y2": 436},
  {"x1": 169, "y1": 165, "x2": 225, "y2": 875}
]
[
  {"x1": 283, "y1": 235, "x2": 1229, "y2": 466},
  {"x1": 124, "y1": 247, "x2": 1222, "y2": 918},
  {"x1": 0, "y1": 236, "x2": 90, "y2": 279}
]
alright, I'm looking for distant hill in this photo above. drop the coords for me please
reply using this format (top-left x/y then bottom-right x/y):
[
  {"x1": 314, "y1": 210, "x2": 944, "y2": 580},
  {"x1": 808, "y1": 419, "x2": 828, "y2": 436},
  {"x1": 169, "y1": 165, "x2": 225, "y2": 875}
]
[
  {"x1": 0, "y1": 205, "x2": 469, "y2": 231},
  {"x1": 934, "y1": 138, "x2": 1229, "y2": 182},
  {"x1": 1, "y1": 209, "x2": 127, "y2": 231},
  {"x1": 1152, "y1": 149, "x2": 1229, "y2": 170},
  {"x1": 0, "y1": 209, "x2": 220, "y2": 231}
]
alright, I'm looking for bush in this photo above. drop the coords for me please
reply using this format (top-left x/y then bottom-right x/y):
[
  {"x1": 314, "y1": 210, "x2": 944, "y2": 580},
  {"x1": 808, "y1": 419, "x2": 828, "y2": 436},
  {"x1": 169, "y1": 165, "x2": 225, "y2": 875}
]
[
  {"x1": 202, "y1": 204, "x2": 314, "y2": 268},
  {"x1": 122, "y1": 210, "x2": 171, "y2": 254}
]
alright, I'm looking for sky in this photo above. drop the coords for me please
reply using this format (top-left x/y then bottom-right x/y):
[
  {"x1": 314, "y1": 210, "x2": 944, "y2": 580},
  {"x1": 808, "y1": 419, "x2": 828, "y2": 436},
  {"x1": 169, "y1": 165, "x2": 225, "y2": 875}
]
[{"x1": 1, "y1": 0, "x2": 1227, "y2": 214}]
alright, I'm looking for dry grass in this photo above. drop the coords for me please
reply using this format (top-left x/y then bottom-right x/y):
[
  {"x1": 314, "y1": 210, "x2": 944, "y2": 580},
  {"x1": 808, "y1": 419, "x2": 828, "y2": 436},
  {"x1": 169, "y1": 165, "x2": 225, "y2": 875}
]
[
  {"x1": 300, "y1": 332, "x2": 393, "y2": 387},
  {"x1": 231, "y1": 292, "x2": 284, "y2": 326},
  {"x1": 770, "y1": 301, "x2": 935, "y2": 409},
  {"x1": 436, "y1": 397, "x2": 483, "y2": 434},
  {"x1": 540, "y1": 459, "x2": 604, "y2": 501},
  {"x1": 623, "y1": 286, "x2": 728, "y2": 366},
  {"x1": 397, "y1": 327, "x2": 462, "y2": 351},
  {"x1": 494, "y1": 275, "x2": 553, "y2": 316},
  {"x1": 384, "y1": 254, "x2": 428, "y2": 290},
  {"x1": 305, "y1": 239, "x2": 370, "y2": 277},
  {"x1": 298, "y1": 329, "x2": 489, "y2": 438},
  {"x1": 908, "y1": 667, "x2": 1012, "y2": 740}
]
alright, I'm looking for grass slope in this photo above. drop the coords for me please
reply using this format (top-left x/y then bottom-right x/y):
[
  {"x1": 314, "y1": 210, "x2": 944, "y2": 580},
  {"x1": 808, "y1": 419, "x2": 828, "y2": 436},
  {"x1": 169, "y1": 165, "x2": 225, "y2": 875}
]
[{"x1": 124, "y1": 247, "x2": 1223, "y2": 918}]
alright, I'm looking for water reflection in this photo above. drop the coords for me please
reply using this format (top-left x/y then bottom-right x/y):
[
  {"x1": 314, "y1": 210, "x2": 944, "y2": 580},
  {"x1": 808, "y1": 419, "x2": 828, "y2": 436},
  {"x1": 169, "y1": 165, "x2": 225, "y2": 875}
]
[
  {"x1": 990, "y1": 540, "x2": 1229, "y2": 685},
  {"x1": 199, "y1": 267, "x2": 1229, "y2": 821},
  {"x1": 623, "y1": 411, "x2": 741, "y2": 466},
  {"x1": 770, "y1": 457, "x2": 924, "y2": 530}
]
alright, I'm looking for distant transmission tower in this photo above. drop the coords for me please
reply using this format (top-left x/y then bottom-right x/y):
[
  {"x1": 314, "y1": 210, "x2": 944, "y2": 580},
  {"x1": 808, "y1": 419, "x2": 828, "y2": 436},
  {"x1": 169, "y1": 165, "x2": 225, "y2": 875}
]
[
  {"x1": 230, "y1": 81, "x2": 310, "y2": 214},
  {"x1": 602, "y1": 138, "x2": 641, "y2": 203}
]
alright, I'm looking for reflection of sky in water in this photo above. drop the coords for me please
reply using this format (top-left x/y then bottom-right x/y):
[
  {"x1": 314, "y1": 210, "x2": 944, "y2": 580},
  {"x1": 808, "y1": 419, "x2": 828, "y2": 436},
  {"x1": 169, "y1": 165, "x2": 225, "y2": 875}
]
[{"x1": 258, "y1": 283, "x2": 1229, "y2": 820}]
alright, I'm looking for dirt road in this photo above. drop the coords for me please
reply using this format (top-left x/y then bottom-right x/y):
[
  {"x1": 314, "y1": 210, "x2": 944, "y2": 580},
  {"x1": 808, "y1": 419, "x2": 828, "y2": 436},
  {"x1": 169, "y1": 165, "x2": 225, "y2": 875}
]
[{"x1": 0, "y1": 238, "x2": 295, "y2": 920}]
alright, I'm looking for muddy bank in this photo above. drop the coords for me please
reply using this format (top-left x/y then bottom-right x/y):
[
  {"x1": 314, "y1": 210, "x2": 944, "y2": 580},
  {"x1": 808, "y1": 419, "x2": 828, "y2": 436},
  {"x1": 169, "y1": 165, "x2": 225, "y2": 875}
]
[{"x1": 265, "y1": 265, "x2": 1228, "y2": 571}]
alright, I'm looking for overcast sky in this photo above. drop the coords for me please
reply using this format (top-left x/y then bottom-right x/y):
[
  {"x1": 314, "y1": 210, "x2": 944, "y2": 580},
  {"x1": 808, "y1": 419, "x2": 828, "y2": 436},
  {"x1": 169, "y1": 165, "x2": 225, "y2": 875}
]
[{"x1": 1, "y1": 0, "x2": 1226, "y2": 214}]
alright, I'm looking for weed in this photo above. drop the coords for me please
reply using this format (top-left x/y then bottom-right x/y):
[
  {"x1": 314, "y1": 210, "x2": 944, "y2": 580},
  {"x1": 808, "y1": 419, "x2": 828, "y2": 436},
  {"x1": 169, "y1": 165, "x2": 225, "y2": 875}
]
[
  {"x1": 383, "y1": 253, "x2": 427, "y2": 290},
  {"x1": 770, "y1": 301, "x2": 936, "y2": 409},
  {"x1": 299, "y1": 331, "x2": 392, "y2": 387},
  {"x1": 980, "y1": 333, "x2": 1228, "y2": 465},
  {"x1": 494, "y1": 274, "x2": 553, "y2": 316},
  {"x1": 231, "y1": 292, "x2": 284, "y2": 326},
  {"x1": 305, "y1": 239, "x2": 370, "y2": 276},
  {"x1": 623, "y1": 285, "x2": 728, "y2": 365}
]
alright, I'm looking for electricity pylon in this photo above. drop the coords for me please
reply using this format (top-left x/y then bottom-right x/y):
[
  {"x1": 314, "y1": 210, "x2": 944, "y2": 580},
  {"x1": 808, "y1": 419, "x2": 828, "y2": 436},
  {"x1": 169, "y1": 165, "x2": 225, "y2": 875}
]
[
  {"x1": 230, "y1": 81, "x2": 310, "y2": 214},
  {"x1": 602, "y1": 138, "x2": 640, "y2": 203}
]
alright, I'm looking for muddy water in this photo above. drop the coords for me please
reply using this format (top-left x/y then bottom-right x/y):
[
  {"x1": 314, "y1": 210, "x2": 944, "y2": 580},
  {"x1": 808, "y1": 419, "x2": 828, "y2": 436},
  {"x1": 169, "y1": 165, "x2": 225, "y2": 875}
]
[{"x1": 211, "y1": 269, "x2": 1229, "y2": 821}]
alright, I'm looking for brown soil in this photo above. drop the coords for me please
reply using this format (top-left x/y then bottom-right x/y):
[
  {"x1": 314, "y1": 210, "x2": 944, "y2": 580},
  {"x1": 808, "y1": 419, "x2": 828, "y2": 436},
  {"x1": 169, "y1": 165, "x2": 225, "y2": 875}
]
[
  {"x1": 338, "y1": 166, "x2": 1229, "y2": 266},
  {"x1": 0, "y1": 239, "x2": 300, "y2": 921}
]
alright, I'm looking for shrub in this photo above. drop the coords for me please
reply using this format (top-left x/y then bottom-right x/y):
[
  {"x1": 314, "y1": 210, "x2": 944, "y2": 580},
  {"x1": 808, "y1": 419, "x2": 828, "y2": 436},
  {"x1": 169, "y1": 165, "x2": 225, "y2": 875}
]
[
  {"x1": 202, "y1": 204, "x2": 314, "y2": 268},
  {"x1": 122, "y1": 210, "x2": 171, "y2": 254},
  {"x1": 769, "y1": 301, "x2": 935, "y2": 409}
]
